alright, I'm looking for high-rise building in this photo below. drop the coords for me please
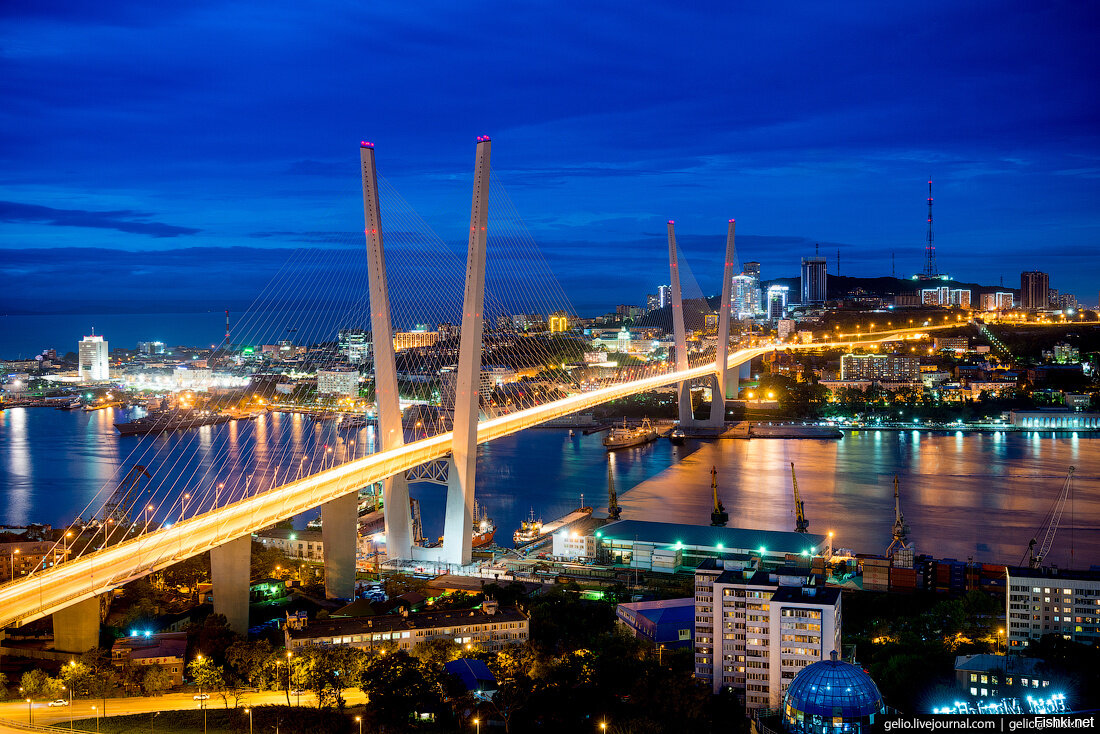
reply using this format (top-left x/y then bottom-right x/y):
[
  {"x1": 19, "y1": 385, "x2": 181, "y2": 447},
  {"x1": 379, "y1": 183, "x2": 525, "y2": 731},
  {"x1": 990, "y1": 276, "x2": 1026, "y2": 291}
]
[
  {"x1": 137, "y1": 341, "x2": 165, "y2": 355},
  {"x1": 948, "y1": 289, "x2": 971, "y2": 309},
  {"x1": 1058, "y1": 293, "x2": 1078, "y2": 311},
  {"x1": 766, "y1": 286, "x2": 788, "y2": 321},
  {"x1": 646, "y1": 293, "x2": 659, "y2": 312},
  {"x1": 1020, "y1": 271, "x2": 1049, "y2": 310},
  {"x1": 731, "y1": 275, "x2": 758, "y2": 319},
  {"x1": 317, "y1": 369, "x2": 359, "y2": 397},
  {"x1": 657, "y1": 284, "x2": 672, "y2": 309},
  {"x1": 800, "y1": 257, "x2": 827, "y2": 305},
  {"x1": 921, "y1": 286, "x2": 949, "y2": 306},
  {"x1": 777, "y1": 319, "x2": 796, "y2": 340},
  {"x1": 980, "y1": 292, "x2": 1014, "y2": 311},
  {"x1": 78, "y1": 334, "x2": 109, "y2": 381},
  {"x1": 694, "y1": 560, "x2": 842, "y2": 709},
  {"x1": 338, "y1": 329, "x2": 372, "y2": 364},
  {"x1": 743, "y1": 262, "x2": 761, "y2": 281},
  {"x1": 1006, "y1": 567, "x2": 1100, "y2": 650}
]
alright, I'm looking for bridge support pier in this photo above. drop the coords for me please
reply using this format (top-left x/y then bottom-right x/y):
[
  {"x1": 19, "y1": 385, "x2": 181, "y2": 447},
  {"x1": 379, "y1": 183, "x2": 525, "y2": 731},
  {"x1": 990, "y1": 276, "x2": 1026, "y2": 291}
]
[
  {"x1": 53, "y1": 596, "x2": 100, "y2": 654},
  {"x1": 210, "y1": 535, "x2": 250, "y2": 634},
  {"x1": 322, "y1": 491, "x2": 358, "y2": 600},
  {"x1": 708, "y1": 219, "x2": 737, "y2": 429},
  {"x1": 667, "y1": 220, "x2": 694, "y2": 427}
]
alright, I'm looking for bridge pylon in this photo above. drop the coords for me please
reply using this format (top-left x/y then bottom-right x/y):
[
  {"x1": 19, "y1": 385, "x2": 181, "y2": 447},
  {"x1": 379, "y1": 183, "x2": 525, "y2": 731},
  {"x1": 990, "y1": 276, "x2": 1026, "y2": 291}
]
[
  {"x1": 667, "y1": 220, "x2": 694, "y2": 428},
  {"x1": 707, "y1": 219, "x2": 737, "y2": 428},
  {"x1": 358, "y1": 141, "x2": 414, "y2": 569},
  {"x1": 441, "y1": 136, "x2": 492, "y2": 567}
]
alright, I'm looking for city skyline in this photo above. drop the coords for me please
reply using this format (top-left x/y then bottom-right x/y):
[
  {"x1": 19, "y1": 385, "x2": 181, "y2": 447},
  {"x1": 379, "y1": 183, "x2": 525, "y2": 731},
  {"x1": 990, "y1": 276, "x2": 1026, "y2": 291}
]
[{"x1": 1, "y1": 2, "x2": 1099, "y2": 316}]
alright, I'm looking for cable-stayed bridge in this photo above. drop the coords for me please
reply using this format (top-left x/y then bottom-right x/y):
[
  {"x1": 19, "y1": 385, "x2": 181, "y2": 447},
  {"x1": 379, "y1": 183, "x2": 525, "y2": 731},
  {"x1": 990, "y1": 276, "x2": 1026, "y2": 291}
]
[{"x1": 0, "y1": 136, "x2": 954, "y2": 652}]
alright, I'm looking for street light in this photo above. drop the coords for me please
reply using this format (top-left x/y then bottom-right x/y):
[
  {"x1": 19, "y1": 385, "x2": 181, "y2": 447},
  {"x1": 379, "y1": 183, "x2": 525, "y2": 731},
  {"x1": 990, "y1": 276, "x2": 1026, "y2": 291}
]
[
  {"x1": 27, "y1": 698, "x2": 32, "y2": 725},
  {"x1": 473, "y1": 718, "x2": 480, "y2": 734},
  {"x1": 145, "y1": 504, "x2": 155, "y2": 529},
  {"x1": 356, "y1": 715, "x2": 363, "y2": 734},
  {"x1": 244, "y1": 708, "x2": 253, "y2": 734},
  {"x1": 11, "y1": 547, "x2": 20, "y2": 579},
  {"x1": 92, "y1": 705, "x2": 99, "y2": 733}
]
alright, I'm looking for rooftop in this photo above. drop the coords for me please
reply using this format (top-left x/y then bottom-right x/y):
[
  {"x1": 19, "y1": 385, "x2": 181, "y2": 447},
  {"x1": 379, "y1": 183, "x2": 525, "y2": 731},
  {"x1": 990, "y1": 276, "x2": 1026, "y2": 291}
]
[
  {"x1": 1007, "y1": 566, "x2": 1100, "y2": 582},
  {"x1": 617, "y1": 597, "x2": 694, "y2": 626},
  {"x1": 255, "y1": 528, "x2": 322, "y2": 542},
  {"x1": 287, "y1": 605, "x2": 527, "y2": 640},
  {"x1": 598, "y1": 520, "x2": 825, "y2": 554},
  {"x1": 955, "y1": 654, "x2": 1042, "y2": 676}
]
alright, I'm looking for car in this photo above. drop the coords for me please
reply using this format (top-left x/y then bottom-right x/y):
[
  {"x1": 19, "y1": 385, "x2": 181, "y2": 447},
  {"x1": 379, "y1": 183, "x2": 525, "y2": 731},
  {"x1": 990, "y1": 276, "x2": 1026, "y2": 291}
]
[
  {"x1": 193, "y1": 694, "x2": 210, "y2": 701},
  {"x1": 48, "y1": 699, "x2": 69, "y2": 707}
]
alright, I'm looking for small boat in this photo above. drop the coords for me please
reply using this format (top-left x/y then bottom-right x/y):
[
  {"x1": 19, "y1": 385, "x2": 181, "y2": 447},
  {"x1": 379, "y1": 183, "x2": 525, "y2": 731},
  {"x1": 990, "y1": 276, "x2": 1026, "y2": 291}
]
[
  {"x1": 472, "y1": 500, "x2": 496, "y2": 548},
  {"x1": 568, "y1": 429, "x2": 576, "y2": 438},
  {"x1": 603, "y1": 417, "x2": 657, "y2": 450},
  {"x1": 337, "y1": 414, "x2": 369, "y2": 430},
  {"x1": 513, "y1": 508, "x2": 543, "y2": 545},
  {"x1": 114, "y1": 409, "x2": 232, "y2": 436},
  {"x1": 57, "y1": 399, "x2": 82, "y2": 410},
  {"x1": 669, "y1": 428, "x2": 686, "y2": 445}
]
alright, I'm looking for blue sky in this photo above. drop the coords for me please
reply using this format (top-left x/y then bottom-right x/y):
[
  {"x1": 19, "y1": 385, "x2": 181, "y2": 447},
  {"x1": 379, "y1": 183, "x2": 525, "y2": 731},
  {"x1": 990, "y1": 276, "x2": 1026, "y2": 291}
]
[{"x1": 1, "y1": 0, "x2": 1098, "y2": 316}]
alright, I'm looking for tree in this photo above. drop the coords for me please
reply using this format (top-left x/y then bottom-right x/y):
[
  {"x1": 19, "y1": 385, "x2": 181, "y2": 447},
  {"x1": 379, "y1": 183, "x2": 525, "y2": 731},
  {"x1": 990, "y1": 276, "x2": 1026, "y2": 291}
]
[
  {"x1": 412, "y1": 638, "x2": 461, "y2": 669},
  {"x1": 226, "y1": 639, "x2": 274, "y2": 688},
  {"x1": 0, "y1": 671, "x2": 7, "y2": 699},
  {"x1": 188, "y1": 613, "x2": 241, "y2": 666},
  {"x1": 142, "y1": 664, "x2": 173, "y2": 696},
  {"x1": 382, "y1": 572, "x2": 429, "y2": 598},
  {"x1": 294, "y1": 645, "x2": 366, "y2": 709},
  {"x1": 20, "y1": 669, "x2": 51, "y2": 698},
  {"x1": 360, "y1": 651, "x2": 441, "y2": 727},
  {"x1": 188, "y1": 655, "x2": 226, "y2": 701}
]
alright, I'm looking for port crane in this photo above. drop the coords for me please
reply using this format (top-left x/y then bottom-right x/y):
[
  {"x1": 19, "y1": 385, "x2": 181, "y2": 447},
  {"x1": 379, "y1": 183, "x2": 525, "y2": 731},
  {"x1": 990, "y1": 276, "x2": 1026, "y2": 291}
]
[
  {"x1": 1026, "y1": 466, "x2": 1075, "y2": 569},
  {"x1": 710, "y1": 466, "x2": 728, "y2": 526},
  {"x1": 790, "y1": 462, "x2": 808, "y2": 533},
  {"x1": 103, "y1": 465, "x2": 151, "y2": 524},
  {"x1": 886, "y1": 475, "x2": 911, "y2": 557},
  {"x1": 607, "y1": 460, "x2": 622, "y2": 521}
]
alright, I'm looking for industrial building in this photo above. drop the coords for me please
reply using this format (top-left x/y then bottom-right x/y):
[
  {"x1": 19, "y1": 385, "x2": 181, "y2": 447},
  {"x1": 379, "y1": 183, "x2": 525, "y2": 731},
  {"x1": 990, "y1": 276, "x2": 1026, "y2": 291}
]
[
  {"x1": 693, "y1": 559, "x2": 842, "y2": 710},
  {"x1": 1005, "y1": 566, "x2": 1100, "y2": 649},
  {"x1": 594, "y1": 520, "x2": 826, "y2": 572}
]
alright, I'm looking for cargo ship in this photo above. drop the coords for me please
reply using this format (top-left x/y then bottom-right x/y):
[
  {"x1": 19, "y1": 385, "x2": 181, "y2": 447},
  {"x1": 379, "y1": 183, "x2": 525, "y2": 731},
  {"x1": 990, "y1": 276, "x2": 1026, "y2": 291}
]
[
  {"x1": 513, "y1": 506, "x2": 593, "y2": 549},
  {"x1": 603, "y1": 417, "x2": 657, "y2": 450},
  {"x1": 115, "y1": 409, "x2": 233, "y2": 436},
  {"x1": 472, "y1": 500, "x2": 496, "y2": 548}
]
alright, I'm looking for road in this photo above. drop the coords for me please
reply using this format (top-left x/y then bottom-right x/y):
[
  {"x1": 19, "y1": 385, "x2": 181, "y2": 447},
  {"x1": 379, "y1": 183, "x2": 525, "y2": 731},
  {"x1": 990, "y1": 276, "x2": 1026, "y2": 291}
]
[{"x1": 0, "y1": 689, "x2": 368, "y2": 730}]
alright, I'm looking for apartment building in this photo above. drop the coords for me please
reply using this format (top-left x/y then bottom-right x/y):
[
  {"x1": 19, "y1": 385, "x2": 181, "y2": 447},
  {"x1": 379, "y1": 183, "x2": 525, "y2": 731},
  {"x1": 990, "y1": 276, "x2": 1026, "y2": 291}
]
[
  {"x1": 694, "y1": 559, "x2": 841, "y2": 711},
  {"x1": 1005, "y1": 566, "x2": 1100, "y2": 649}
]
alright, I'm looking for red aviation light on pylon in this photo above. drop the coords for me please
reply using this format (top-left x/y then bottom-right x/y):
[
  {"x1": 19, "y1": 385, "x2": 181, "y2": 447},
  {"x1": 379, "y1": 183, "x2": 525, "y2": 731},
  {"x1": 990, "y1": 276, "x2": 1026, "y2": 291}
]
[
  {"x1": 360, "y1": 141, "x2": 374, "y2": 148},
  {"x1": 668, "y1": 220, "x2": 675, "y2": 225},
  {"x1": 729, "y1": 218, "x2": 735, "y2": 223},
  {"x1": 476, "y1": 135, "x2": 491, "y2": 142}
]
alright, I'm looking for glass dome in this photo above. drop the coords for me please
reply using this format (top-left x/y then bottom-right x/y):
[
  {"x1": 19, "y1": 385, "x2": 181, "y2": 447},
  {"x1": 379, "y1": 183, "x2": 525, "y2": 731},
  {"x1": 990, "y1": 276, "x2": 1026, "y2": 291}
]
[{"x1": 782, "y1": 652, "x2": 883, "y2": 734}]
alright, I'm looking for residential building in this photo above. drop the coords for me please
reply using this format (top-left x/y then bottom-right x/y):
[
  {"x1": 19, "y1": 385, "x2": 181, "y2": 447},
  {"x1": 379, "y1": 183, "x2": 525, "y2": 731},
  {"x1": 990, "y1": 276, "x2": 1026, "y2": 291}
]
[
  {"x1": 616, "y1": 598, "x2": 695, "y2": 648},
  {"x1": 137, "y1": 341, "x2": 165, "y2": 355},
  {"x1": 78, "y1": 334, "x2": 109, "y2": 381},
  {"x1": 800, "y1": 257, "x2": 827, "y2": 305},
  {"x1": 921, "y1": 287, "x2": 949, "y2": 307},
  {"x1": 694, "y1": 559, "x2": 842, "y2": 710},
  {"x1": 0, "y1": 541, "x2": 70, "y2": 583},
  {"x1": 954, "y1": 654, "x2": 1051, "y2": 701},
  {"x1": 1052, "y1": 343, "x2": 1079, "y2": 364},
  {"x1": 317, "y1": 369, "x2": 359, "y2": 397},
  {"x1": 657, "y1": 284, "x2": 673, "y2": 309},
  {"x1": 732, "y1": 275, "x2": 759, "y2": 318},
  {"x1": 1059, "y1": 293, "x2": 1078, "y2": 311},
  {"x1": 743, "y1": 262, "x2": 761, "y2": 281},
  {"x1": 285, "y1": 601, "x2": 528, "y2": 653},
  {"x1": 1005, "y1": 566, "x2": 1100, "y2": 649},
  {"x1": 111, "y1": 632, "x2": 188, "y2": 687},
  {"x1": 933, "y1": 337, "x2": 969, "y2": 352},
  {"x1": 948, "y1": 289, "x2": 971, "y2": 309},
  {"x1": 776, "y1": 319, "x2": 795, "y2": 341},
  {"x1": 980, "y1": 292, "x2": 1014, "y2": 311},
  {"x1": 1020, "y1": 271, "x2": 1049, "y2": 310},
  {"x1": 840, "y1": 354, "x2": 920, "y2": 381},
  {"x1": 256, "y1": 528, "x2": 325, "y2": 560}
]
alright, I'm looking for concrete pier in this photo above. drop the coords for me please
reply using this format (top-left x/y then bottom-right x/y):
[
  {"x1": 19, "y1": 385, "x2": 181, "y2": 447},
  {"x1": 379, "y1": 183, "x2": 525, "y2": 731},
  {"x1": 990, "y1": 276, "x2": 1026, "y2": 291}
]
[
  {"x1": 322, "y1": 491, "x2": 358, "y2": 600},
  {"x1": 53, "y1": 596, "x2": 101, "y2": 654},
  {"x1": 210, "y1": 535, "x2": 250, "y2": 634}
]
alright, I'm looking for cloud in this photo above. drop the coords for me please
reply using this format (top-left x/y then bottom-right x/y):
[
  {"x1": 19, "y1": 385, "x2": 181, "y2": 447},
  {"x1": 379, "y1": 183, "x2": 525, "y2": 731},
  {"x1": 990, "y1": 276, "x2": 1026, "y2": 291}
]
[{"x1": 0, "y1": 201, "x2": 200, "y2": 237}]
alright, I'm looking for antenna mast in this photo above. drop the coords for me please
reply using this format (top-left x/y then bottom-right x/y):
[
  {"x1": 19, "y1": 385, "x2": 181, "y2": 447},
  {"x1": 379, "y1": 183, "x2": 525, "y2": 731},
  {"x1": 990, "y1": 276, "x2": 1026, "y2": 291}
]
[{"x1": 924, "y1": 177, "x2": 936, "y2": 278}]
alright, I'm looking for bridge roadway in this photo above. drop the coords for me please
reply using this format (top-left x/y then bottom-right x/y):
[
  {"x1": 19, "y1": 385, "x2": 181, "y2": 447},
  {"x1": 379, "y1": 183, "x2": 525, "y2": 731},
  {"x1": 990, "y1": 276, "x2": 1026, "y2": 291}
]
[{"x1": 0, "y1": 326, "x2": 946, "y2": 630}]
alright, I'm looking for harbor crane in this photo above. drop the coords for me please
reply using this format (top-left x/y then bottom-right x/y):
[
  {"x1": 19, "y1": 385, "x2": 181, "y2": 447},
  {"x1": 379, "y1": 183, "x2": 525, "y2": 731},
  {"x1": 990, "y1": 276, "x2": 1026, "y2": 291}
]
[
  {"x1": 1026, "y1": 466, "x2": 1075, "y2": 569},
  {"x1": 886, "y1": 475, "x2": 911, "y2": 557},
  {"x1": 710, "y1": 466, "x2": 728, "y2": 526},
  {"x1": 607, "y1": 460, "x2": 622, "y2": 521},
  {"x1": 790, "y1": 462, "x2": 808, "y2": 533},
  {"x1": 103, "y1": 464, "x2": 151, "y2": 524}
]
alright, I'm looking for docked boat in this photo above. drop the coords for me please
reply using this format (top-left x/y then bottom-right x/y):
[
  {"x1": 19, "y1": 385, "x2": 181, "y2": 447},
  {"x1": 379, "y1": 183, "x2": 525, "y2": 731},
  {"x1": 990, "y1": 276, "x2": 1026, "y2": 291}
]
[
  {"x1": 669, "y1": 428, "x2": 686, "y2": 445},
  {"x1": 472, "y1": 500, "x2": 496, "y2": 548},
  {"x1": 115, "y1": 409, "x2": 232, "y2": 436},
  {"x1": 603, "y1": 417, "x2": 657, "y2": 450},
  {"x1": 337, "y1": 414, "x2": 369, "y2": 430},
  {"x1": 513, "y1": 508, "x2": 543, "y2": 545},
  {"x1": 57, "y1": 399, "x2": 82, "y2": 410}
]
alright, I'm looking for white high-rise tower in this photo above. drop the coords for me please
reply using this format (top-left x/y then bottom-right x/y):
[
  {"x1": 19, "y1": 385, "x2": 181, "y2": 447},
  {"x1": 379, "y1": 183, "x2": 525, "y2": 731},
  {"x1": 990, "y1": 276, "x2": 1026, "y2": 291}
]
[{"x1": 78, "y1": 334, "x2": 109, "y2": 381}]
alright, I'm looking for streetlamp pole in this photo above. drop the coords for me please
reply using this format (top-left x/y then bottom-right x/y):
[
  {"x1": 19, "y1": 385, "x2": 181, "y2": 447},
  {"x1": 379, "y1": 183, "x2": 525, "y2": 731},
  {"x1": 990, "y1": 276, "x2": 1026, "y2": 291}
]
[
  {"x1": 356, "y1": 716, "x2": 362, "y2": 734},
  {"x1": 27, "y1": 699, "x2": 32, "y2": 725},
  {"x1": 11, "y1": 548, "x2": 20, "y2": 579},
  {"x1": 244, "y1": 708, "x2": 252, "y2": 734},
  {"x1": 92, "y1": 705, "x2": 99, "y2": 733}
]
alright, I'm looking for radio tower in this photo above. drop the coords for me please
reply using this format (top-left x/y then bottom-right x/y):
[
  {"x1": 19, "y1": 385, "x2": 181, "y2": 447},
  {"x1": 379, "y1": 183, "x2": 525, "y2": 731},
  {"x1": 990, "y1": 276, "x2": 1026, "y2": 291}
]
[
  {"x1": 225, "y1": 308, "x2": 230, "y2": 344},
  {"x1": 923, "y1": 177, "x2": 936, "y2": 278}
]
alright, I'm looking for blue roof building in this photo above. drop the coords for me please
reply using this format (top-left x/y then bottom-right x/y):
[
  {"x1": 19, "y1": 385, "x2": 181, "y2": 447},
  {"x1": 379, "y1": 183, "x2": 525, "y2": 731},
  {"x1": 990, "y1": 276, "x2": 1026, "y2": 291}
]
[
  {"x1": 781, "y1": 652, "x2": 883, "y2": 734},
  {"x1": 615, "y1": 598, "x2": 694, "y2": 648},
  {"x1": 444, "y1": 658, "x2": 497, "y2": 700}
]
